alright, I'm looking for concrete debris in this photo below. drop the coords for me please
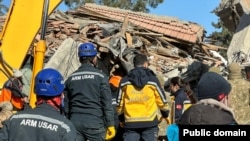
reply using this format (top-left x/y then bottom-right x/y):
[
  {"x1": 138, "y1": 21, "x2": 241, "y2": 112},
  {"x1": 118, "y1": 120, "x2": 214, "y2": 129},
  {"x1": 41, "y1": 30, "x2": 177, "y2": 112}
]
[
  {"x1": 0, "y1": 3, "x2": 228, "y2": 83},
  {"x1": 35, "y1": 4, "x2": 227, "y2": 84},
  {"x1": 0, "y1": 3, "x2": 229, "y2": 139}
]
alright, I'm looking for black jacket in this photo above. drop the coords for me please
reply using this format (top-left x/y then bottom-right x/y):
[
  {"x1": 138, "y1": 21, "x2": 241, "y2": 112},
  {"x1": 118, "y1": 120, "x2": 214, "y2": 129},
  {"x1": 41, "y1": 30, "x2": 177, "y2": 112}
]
[
  {"x1": 178, "y1": 99, "x2": 237, "y2": 125},
  {"x1": 64, "y1": 63, "x2": 114, "y2": 127},
  {"x1": 172, "y1": 88, "x2": 189, "y2": 122},
  {"x1": 0, "y1": 104, "x2": 77, "y2": 141}
]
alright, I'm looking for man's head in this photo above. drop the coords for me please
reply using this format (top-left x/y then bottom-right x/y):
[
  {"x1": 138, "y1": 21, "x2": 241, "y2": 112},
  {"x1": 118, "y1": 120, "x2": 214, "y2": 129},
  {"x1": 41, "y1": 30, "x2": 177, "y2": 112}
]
[
  {"x1": 34, "y1": 68, "x2": 64, "y2": 97},
  {"x1": 34, "y1": 68, "x2": 65, "y2": 109},
  {"x1": 78, "y1": 42, "x2": 98, "y2": 65},
  {"x1": 197, "y1": 72, "x2": 231, "y2": 103},
  {"x1": 133, "y1": 53, "x2": 149, "y2": 68}
]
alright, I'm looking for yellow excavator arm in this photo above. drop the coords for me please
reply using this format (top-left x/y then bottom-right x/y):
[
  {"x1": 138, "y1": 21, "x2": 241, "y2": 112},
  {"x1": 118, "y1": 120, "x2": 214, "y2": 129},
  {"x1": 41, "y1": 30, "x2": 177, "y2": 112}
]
[{"x1": 0, "y1": 0, "x2": 62, "y2": 108}]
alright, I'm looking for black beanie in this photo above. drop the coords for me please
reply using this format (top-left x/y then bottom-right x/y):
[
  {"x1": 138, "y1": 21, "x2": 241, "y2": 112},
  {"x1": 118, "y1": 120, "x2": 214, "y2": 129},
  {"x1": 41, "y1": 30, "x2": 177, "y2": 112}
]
[{"x1": 197, "y1": 72, "x2": 231, "y2": 101}]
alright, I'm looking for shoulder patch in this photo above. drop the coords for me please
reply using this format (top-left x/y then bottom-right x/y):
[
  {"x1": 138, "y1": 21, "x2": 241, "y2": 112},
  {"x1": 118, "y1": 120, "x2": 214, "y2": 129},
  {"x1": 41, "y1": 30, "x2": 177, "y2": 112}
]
[{"x1": 176, "y1": 104, "x2": 182, "y2": 110}]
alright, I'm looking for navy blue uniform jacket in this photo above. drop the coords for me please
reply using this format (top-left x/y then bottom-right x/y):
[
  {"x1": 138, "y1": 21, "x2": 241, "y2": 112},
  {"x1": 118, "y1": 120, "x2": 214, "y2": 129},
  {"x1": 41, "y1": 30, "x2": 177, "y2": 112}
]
[
  {"x1": 64, "y1": 63, "x2": 114, "y2": 127},
  {"x1": 0, "y1": 104, "x2": 77, "y2": 141}
]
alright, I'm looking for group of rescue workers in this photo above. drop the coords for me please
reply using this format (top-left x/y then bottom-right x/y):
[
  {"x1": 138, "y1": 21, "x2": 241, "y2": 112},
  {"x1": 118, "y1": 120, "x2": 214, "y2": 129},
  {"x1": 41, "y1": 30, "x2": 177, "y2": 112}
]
[{"x1": 0, "y1": 42, "x2": 250, "y2": 141}]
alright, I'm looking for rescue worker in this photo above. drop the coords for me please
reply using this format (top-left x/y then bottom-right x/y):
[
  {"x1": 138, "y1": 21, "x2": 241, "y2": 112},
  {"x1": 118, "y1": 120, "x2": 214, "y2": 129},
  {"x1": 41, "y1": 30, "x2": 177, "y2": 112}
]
[
  {"x1": 0, "y1": 68, "x2": 77, "y2": 141},
  {"x1": 64, "y1": 42, "x2": 115, "y2": 141},
  {"x1": 0, "y1": 69, "x2": 29, "y2": 111},
  {"x1": 109, "y1": 75, "x2": 124, "y2": 141},
  {"x1": 178, "y1": 72, "x2": 237, "y2": 125},
  {"x1": 168, "y1": 76, "x2": 194, "y2": 123},
  {"x1": 116, "y1": 53, "x2": 169, "y2": 141},
  {"x1": 227, "y1": 62, "x2": 250, "y2": 124}
]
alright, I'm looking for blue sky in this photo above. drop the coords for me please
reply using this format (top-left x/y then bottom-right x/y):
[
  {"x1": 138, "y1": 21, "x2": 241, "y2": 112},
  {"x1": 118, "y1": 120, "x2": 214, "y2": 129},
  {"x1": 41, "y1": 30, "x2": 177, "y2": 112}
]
[
  {"x1": 149, "y1": 0, "x2": 221, "y2": 35},
  {"x1": 3, "y1": 0, "x2": 220, "y2": 35}
]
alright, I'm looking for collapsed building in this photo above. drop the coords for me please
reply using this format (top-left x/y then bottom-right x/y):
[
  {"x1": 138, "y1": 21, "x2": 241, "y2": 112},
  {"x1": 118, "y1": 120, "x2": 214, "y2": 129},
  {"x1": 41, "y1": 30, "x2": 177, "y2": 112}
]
[
  {"x1": 0, "y1": 3, "x2": 230, "y2": 139},
  {"x1": 41, "y1": 4, "x2": 229, "y2": 137},
  {"x1": 23, "y1": 3, "x2": 227, "y2": 85}
]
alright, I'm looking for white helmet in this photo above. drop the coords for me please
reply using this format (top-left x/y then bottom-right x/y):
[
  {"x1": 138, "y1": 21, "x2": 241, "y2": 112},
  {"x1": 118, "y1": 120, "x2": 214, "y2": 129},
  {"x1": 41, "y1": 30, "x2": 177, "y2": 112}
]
[{"x1": 13, "y1": 69, "x2": 23, "y2": 77}]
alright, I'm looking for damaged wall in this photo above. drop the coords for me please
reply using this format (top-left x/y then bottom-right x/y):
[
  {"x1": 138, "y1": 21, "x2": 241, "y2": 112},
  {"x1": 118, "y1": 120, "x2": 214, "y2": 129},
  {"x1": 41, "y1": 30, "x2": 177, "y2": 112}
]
[
  {"x1": 227, "y1": 13, "x2": 250, "y2": 64},
  {"x1": 216, "y1": 0, "x2": 250, "y2": 65}
]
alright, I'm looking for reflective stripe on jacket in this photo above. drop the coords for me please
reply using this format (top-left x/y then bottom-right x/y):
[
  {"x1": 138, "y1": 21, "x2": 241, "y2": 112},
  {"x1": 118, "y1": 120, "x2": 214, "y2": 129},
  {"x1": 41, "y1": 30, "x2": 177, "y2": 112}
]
[{"x1": 116, "y1": 67, "x2": 169, "y2": 128}]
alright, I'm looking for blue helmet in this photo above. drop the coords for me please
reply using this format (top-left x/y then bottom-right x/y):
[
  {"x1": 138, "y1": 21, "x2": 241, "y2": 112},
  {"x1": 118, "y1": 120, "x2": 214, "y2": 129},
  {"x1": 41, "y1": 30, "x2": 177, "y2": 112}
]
[
  {"x1": 34, "y1": 68, "x2": 64, "y2": 97},
  {"x1": 78, "y1": 43, "x2": 97, "y2": 57}
]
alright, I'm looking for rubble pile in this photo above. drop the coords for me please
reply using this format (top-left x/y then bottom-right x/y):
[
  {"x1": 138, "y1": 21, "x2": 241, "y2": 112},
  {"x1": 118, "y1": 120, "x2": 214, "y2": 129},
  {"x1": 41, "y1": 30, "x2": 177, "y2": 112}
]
[
  {"x1": 39, "y1": 3, "x2": 227, "y2": 81},
  {"x1": 1, "y1": 3, "x2": 228, "y2": 81},
  {"x1": 0, "y1": 3, "x2": 230, "y2": 138}
]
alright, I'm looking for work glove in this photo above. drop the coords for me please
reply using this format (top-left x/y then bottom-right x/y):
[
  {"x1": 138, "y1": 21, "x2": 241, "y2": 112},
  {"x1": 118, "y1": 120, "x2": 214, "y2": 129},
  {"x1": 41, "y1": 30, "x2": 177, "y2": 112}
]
[{"x1": 105, "y1": 126, "x2": 116, "y2": 140}]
